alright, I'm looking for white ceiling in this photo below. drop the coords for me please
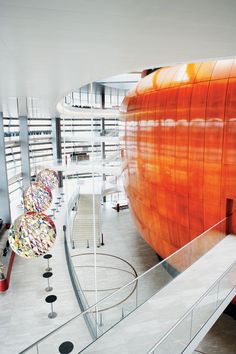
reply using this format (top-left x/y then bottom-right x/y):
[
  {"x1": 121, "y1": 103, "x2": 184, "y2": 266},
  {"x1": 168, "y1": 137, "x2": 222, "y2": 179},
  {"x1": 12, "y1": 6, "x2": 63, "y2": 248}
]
[{"x1": 0, "y1": 0, "x2": 236, "y2": 116}]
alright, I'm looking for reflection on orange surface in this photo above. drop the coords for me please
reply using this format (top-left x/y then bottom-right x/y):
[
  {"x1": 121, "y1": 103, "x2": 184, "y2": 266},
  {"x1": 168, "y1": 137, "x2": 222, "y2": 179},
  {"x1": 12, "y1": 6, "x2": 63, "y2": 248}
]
[{"x1": 120, "y1": 59, "x2": 236, "y2": 259}]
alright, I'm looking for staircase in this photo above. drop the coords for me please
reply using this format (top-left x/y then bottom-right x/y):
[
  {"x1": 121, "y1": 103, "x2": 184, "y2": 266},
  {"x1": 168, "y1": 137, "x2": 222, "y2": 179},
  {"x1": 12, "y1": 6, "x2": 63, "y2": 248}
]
[
  {"x1": 72, "y1": 194, "x2": 101, "y2": 249},
  {"x1": 20, "y1": 215, "x2": 236, "y2": 354}
]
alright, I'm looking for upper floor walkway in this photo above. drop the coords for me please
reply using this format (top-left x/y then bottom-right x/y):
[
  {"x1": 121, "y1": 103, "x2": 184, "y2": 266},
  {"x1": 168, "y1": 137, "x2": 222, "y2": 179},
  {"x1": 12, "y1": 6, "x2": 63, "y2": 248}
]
[
  {"x1": 81, "y1": 234, "x2": 236, "y2": 353},
  {"x1": 20, "y1": 201, "x2": 236, "y2": 354}
]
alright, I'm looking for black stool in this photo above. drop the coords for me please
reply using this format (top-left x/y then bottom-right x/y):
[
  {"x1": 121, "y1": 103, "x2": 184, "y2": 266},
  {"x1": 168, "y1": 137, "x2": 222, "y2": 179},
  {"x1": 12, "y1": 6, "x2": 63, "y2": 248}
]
[
  {"x1": 55, "y1": 202, "x2": 60, "y2": 212},
  {"x1": 51, "y1": 208, "x2": 56, "y2": 219},
  {"x1": 43, "y1": 271, "x2": 53, "y2": 292},
  {"x1": 57, "y1": 197, "x2": 62, "y2": 207},
  {"x1": 58, "y1": 341, "x2": 74, "y2": 354},
  {"x1": 45, "y1": 294, "x2": 57, "y2": 319},
  {"x1": 43, "y1": 254, "x2": 52, "y2": 271}
]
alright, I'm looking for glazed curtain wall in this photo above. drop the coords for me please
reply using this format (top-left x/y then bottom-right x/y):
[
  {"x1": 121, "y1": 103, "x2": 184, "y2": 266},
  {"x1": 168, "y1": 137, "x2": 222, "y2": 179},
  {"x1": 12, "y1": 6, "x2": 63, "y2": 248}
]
[
  {"x1": 2, "y1": 116, "x2": 53, "y2": 202},
  {"x1": 65, "y1": 85, "x2": 126, "y2": 109},
  {"x1": 61, "y1": 116, "x2": 119, "y2": 160},
  {"x1": 120, "y1": 59, "x2": 236, "y2": 259}
]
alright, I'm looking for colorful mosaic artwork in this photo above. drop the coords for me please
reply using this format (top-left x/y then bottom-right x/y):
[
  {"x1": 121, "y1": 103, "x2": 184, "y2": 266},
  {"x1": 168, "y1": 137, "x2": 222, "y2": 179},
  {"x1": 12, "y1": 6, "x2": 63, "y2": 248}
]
[
  {"x1": 36, "y1": 169, "x2": 59, "y2": 190},
  {"x1": 9, "y1": 212, "x2": 56, "y2": 258},
  {"x1": 23, "y1": 182, "x2": 52, "y2": 212}
]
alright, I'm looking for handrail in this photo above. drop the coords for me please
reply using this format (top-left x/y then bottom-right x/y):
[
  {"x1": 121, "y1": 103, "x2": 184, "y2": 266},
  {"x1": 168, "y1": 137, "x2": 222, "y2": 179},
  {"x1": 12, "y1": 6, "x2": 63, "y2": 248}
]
[
  {"x1": 20, "y1": 213, "x2": 230, "y2": 353},
  {"x1": 147, "y1": 261, "x2": 236, "y2": 353},
  {"x1": 64, "y1": 231, "x2": 97, "y2": 341},
  {"x1": 71, "y1": 252, "x2": 138, "y2": 312}
]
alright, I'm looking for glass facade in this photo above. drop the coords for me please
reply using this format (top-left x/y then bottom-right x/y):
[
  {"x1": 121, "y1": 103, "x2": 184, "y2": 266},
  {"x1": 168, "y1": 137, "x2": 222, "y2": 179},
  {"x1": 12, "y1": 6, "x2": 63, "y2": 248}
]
[{"x1": 0, "y1": 83, "x2": 127, "y2": 202}]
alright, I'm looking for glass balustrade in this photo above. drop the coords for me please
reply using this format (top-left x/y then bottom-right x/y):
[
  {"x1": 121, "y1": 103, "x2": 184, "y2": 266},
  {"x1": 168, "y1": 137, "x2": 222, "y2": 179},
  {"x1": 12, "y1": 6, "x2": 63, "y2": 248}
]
[
  {"x1": 20, "y1": 211, "x2": 233, "y2": 354},
  {"x1": 149, "y1": 261, "x2": 236, "y2": 354}
]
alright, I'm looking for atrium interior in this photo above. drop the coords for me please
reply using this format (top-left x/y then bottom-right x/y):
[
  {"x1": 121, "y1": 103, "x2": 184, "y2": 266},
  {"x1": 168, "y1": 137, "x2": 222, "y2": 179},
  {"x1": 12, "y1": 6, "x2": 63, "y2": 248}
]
[{"x1": 1, "y1": 1, "x2": 236, "y2": 354}]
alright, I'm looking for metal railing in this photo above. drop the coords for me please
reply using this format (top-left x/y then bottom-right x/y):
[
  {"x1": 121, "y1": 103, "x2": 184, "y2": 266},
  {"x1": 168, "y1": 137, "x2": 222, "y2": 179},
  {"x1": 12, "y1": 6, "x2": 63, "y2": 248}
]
[
  {"x1": 148, "y1": 261, "x2": 236, "y2": 354},
  {"x1": 20, "y1": 212, "x2": 232, "y2": 353}
]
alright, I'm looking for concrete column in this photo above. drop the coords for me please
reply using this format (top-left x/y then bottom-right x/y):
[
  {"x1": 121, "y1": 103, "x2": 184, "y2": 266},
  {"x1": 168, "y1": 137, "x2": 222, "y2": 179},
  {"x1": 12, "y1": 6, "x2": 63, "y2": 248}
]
[
  {"x1": 101, "y1": 88, "x2": 106, "y2": 202},
  {"x1": 101, "y1": 85, "x2": 105, "y2": 109},
  {"x1": 51, "y1": 117, "x2": 62, "y2": 163},
  {"x1": 102, "y1": 173, "x2": 106, "y2": 203},
  {"x1": 101, "y1": 87, "x2": 106, "y2": 160},
  {"x1": 19, "y1": 115, "x2": 31, "y2": 189},
  {"x1": 102, "y1": 138, "x2": 106, "y2": 201},
  {"x1": 58, "y1": 171, "x2": 63, "y2": 188},
  {"x1": 52, "y1": 117, "x2": 63, "y2": 187},
  {"x1": 101, "y1": 117, "x2": 105, "y2": 136},
  {"x1": 101, "y1": 117, "x2": 106, "y2": 160},
  {"x1": 0, "y1": 112, "x2": 11, "y2": 223}
]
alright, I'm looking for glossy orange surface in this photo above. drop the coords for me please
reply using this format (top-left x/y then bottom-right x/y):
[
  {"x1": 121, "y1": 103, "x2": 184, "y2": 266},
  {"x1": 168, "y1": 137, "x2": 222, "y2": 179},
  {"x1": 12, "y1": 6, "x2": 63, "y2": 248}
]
[{"x1": 120, "y1": 59, "x2": 236, "y2": 259}]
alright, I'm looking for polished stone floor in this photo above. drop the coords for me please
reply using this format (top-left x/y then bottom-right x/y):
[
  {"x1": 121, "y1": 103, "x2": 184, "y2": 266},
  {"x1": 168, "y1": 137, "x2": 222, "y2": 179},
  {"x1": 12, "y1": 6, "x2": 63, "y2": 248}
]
[
  {"x1": 80, "y1": 235, "x2": 236, "y2": 353},
  {"x1": 0, "y1": 178, "x2": 159, "y2": 354},
  {"x1": 195, "y1": 314, "x2": 236, "y2": 354},
  {"x1": 0, "y1": 180, "x2": 91, "y2": 354},
  {"x1": 0, "y1": 177, "x2": 236, "y2": 354},
  {"x1": 72, "y1": 200, "x2": 160, "y2": 307}
]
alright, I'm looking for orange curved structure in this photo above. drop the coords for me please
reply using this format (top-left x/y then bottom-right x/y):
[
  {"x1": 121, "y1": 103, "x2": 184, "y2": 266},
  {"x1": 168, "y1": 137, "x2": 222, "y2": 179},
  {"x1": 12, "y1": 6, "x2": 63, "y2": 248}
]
[{"x1": 120, "y1": 59, "x2": 236, "y2": 259}]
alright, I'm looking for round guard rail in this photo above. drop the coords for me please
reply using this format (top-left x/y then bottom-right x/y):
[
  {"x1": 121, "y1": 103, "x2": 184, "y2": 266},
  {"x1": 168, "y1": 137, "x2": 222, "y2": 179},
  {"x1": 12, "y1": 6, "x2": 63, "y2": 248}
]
[{"x1": 19, "y1": 213, "x2": 234, "y2": 353}]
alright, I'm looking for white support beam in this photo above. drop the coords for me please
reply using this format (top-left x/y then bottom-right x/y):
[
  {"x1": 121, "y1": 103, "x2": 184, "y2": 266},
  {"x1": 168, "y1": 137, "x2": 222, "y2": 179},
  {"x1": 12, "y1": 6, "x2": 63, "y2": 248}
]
[
  {"x1": 19, "y1": 116, "x2": 31, "y2": 189},
  {"x1": 0, "y1": 112, "x2": 11, "y2": 223}
]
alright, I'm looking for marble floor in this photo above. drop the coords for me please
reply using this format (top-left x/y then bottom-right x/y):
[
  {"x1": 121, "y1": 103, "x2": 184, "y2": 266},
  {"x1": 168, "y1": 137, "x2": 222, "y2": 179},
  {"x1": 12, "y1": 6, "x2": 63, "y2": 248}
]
[
  {"x1": 195, "y1": 314, "x2": 236, "y2": 354},
  {"x1": 71, "y1": 200, "x2": 161, "y2": 306},
  {"x1": 80, "y1": 235, "x2": 236, "y2": 353},
  {"x1": 0, "y1": 180, "x2": 88, "y2": 354},
  {"x1": 0, "y1": 178, "x2": 159, "y2": 354},
  {"x1": 0, "y1": 176, "x2": 236, "y2": 354}
]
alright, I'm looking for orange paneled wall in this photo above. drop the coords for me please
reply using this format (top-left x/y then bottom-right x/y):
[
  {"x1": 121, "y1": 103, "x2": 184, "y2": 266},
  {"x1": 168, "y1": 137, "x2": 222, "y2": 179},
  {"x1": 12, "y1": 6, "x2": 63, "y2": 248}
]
[{"x1": 120, "y1": 59, "x2": 236, "y2": 259}]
